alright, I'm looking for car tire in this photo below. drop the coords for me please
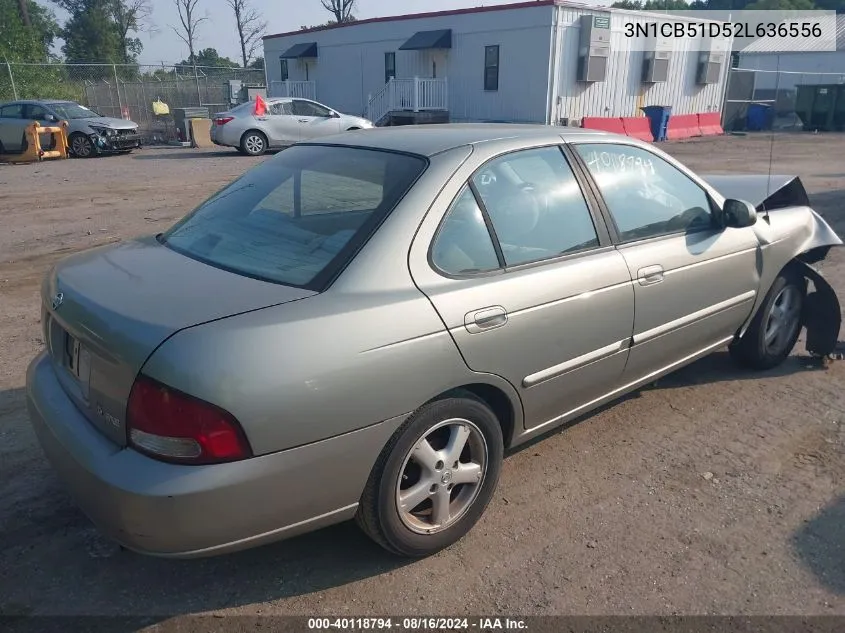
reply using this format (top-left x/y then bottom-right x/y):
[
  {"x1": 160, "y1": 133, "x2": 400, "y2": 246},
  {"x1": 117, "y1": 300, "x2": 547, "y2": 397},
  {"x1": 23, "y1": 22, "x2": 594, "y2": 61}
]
[
  {"x1": 239, "y1": 131, "x2": 267, "y2": 156},
  {"x1": 356, "y1": 392, "x2": 504, "y2": 557},
  {"x1": 69, "y1": 133, "x2": 94, "y2": 158},
  {"x1": 730, "y1": 268, "x2": 806, "y2": 370}
]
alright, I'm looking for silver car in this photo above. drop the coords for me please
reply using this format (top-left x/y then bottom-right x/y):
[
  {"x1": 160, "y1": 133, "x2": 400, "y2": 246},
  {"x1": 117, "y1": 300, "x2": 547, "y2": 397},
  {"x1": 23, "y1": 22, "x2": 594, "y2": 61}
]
[
  {"x1": 210, "y1": 97, "x2": 373, "y2": 156},
  {"x1": 26, "y1": 125, "x2": 842, "y2": 559},
  {"x1": 0, "y1": 100, "x2": 141, "y2": 157}
]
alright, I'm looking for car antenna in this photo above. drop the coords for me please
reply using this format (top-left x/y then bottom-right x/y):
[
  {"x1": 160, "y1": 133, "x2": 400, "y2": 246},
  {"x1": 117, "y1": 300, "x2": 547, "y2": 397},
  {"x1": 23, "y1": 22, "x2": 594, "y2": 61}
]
[{"x1": 762, "y1": 56, "x2": 782, "y2": 226}]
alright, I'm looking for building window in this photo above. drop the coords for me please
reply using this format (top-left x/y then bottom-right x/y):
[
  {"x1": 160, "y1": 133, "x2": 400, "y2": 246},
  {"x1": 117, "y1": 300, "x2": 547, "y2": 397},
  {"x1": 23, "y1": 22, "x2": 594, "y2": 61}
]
[
  {"x1": 484, "y1": 45, "x2": 499, "y2": 91},
  {"x1": 280, "y1": 59, "x2": 289, "y2": 81},
  {"x1": 385, "y1": 52, "x2": 396, "y2": 83}
]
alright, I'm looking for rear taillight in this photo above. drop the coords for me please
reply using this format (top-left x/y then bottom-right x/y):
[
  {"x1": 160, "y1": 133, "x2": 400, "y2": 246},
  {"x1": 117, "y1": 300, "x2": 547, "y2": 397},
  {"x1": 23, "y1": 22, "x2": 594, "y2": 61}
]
[
  {"x1": 127, "y1": 374, "x2": 252, "y2": 465},
  {"x1": 214, "y1": 117, "x2": 234, "y2": 126}
]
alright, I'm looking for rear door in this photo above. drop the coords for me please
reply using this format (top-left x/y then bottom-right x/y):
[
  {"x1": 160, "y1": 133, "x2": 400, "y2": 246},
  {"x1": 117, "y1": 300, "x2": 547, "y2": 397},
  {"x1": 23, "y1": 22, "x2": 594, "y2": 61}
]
[
  {"x1": 264, "y1": 100, "x2": 301, "y2": 145},
  {"x1": 409, "y1": 145, "x2": 636, "y2": 433},
  {"x1": 571, "y1": 142, "x2": 760, "y2": 382},
  {"x1": 292, "y1": 99, "x2": 343, "y2": 139},
  {"x1": 0, "y1": 102, "x2": 27, "y2": 151}
]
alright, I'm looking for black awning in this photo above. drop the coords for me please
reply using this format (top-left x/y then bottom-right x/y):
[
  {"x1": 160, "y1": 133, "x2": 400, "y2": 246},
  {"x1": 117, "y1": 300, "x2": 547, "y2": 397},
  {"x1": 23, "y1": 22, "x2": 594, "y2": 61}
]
[
  {"x1": 279, "y1": 42, "x2": 318, "y2": 58},
  {"x1": 399, "y1": 29, "x2": 452, "y2": 51}
]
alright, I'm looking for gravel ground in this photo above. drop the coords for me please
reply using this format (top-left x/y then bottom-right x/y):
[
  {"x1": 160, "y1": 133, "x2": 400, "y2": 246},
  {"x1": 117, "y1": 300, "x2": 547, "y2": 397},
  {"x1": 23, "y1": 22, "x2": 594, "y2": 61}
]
[{"x1": 0, "y1": 134, "x2": 843, "y2": 625}]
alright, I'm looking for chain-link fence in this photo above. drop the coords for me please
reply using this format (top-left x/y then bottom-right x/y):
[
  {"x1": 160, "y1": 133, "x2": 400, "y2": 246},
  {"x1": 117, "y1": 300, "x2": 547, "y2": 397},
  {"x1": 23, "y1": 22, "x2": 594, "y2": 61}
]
[
  {"x1": 724, "y1": 66, "x2": 845, "y2": 133},
  {"x1": 0, "y1": 63, "x2": 266, "y2": 142}
]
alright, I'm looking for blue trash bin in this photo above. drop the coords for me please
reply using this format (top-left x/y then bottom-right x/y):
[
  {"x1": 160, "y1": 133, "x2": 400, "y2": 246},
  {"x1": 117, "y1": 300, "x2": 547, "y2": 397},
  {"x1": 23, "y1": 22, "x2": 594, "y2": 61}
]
[
  {"x1": 641, "y1": 105, "x2": 672, "y2": 141},
  {"x1": 746, "y1": 103, "x2": 773, "y2": 131}
]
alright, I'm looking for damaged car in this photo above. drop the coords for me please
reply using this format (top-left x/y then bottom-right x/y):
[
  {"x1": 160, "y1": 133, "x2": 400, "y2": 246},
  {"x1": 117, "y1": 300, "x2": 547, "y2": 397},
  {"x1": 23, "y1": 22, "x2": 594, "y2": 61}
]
[
  {"x1": 26, "y1": 125, "x2": 842, "y2": 560},
  {"x1": 0, "y1": 100, "x2": 142, "y2": 158}
]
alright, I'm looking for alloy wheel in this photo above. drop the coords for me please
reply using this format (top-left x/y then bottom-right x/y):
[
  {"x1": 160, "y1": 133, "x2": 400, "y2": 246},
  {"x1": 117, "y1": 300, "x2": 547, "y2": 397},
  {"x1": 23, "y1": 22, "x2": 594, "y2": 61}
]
[
  {"x1": 764, "y1": 285, "x2": 802, "y2": 357},
  {"x1": 395, "y1": 418, "x2": 487, "y2": 534},
  {"x1": 244, "y1": 134, "x2": 265, "y2": 155},
  {"x1": 72, "y1": 135, "x2": 93, "y2": 157}
]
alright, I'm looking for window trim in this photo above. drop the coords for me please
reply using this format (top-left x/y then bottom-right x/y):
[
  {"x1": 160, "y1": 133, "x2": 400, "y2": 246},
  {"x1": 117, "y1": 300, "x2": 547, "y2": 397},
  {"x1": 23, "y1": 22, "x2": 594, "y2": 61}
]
[
  {"x1": 385, "y1": 51, "x2": 396, "y2": 84},
  {"x1": 484, "y1": 45, "x2": 499, "y2": 91},
  {"x1": 428, "y1": 184, "x2": 505, "y2": 279},
  {"x1": 427, "y1": 143, "x2": 612, "y2": 280},
  {"x1": 568, "y1": 141, "x2": 721, "y2": 246}
]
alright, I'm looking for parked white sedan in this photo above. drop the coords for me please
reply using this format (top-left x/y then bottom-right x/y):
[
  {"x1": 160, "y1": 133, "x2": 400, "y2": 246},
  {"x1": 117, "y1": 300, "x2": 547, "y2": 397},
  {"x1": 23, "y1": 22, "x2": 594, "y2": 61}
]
[{"x1": 211, "y1": 97, "x2": 374, "y2": 156}]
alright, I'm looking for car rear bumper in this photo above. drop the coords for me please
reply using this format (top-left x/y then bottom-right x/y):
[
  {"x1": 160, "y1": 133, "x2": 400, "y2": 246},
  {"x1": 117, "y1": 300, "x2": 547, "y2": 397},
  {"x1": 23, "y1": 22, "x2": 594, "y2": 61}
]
[{"x1": 26, "y1": 351, "x2": 405, "y2": 558}]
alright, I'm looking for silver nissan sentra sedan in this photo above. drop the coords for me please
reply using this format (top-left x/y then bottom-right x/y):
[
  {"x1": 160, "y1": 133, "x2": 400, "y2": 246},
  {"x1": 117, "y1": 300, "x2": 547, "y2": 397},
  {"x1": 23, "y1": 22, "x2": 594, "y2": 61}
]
[{"x1": 27, "y1": 125, "x2": 842, "y2": 559}]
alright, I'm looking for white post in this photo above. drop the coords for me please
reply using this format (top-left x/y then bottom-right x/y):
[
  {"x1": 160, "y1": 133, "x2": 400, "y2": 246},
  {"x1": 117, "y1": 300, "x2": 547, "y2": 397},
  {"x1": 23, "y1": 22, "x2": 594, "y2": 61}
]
[
  {"x1": 6, "y1": 61, "x2": 17, "y2": 100},
  {"x1": 414, "y1": 76, "x2": 420, "y2": 112}
]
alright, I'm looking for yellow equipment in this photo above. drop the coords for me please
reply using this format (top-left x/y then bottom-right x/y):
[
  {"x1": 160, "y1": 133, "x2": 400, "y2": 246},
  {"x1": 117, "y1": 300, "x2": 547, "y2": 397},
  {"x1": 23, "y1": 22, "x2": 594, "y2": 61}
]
[{"x1": 0, "y1": 121, "x2": 69, "y2": 164}]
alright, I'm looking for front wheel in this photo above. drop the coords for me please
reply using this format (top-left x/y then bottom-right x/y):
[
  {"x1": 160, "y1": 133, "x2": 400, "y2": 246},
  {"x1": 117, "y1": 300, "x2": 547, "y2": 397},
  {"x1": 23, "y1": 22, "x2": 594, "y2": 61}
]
[
  {"x1": 730, "y1": 269, "x2": 805, "y2": 370},
  {"x1": 356, "y1": 394, "x2": 503, "y2": 557},
  {"x1": 69, "y1": 133, "x2": 95, "y2": 158},
  {"x1": 239, "y1": 131, "x2": 267, "y2": 156}
]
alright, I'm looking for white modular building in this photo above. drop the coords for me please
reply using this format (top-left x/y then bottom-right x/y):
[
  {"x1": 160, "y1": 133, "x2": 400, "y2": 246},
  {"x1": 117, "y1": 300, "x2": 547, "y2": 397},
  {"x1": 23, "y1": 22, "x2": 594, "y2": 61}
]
[{"x1": 262, "y1": 0, "x2": 730, "y2": 126}]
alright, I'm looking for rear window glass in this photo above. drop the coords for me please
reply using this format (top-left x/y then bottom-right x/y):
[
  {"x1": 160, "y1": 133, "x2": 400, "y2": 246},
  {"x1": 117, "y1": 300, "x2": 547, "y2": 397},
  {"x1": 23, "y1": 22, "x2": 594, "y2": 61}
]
[{"x1": 160, "y1": 145, "x2": 426, "y2": 290}]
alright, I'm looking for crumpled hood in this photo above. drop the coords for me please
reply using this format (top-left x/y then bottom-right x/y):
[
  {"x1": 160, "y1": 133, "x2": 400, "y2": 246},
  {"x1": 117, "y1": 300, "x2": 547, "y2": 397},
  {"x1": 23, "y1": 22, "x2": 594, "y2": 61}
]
[
  {"x1": 80, "y1": 116, "x2": 138, "y2": 130},
  {"x1": 702, "y1": 174, "x2": 809, "y2": 211}
]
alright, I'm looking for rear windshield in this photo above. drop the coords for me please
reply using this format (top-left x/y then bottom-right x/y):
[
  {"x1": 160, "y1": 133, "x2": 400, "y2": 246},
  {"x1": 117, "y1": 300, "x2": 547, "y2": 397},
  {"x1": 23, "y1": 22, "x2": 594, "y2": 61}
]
[{"x1": 160, "y1": 145, "x2": 427, "y2": 290}]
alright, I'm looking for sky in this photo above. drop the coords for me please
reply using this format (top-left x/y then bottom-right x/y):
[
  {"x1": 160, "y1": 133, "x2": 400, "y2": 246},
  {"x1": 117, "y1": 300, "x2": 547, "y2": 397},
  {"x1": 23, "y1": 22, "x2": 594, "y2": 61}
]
[{"x1": 47, "y1": 0, "x2": 564, "y2": 66}]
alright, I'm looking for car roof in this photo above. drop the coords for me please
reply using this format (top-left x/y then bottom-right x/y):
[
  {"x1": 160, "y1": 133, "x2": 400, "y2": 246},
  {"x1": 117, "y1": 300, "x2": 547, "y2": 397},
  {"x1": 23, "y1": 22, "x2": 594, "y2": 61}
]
[{"x1": 307, "y1": 123, "x2": 621, "y2": 157}]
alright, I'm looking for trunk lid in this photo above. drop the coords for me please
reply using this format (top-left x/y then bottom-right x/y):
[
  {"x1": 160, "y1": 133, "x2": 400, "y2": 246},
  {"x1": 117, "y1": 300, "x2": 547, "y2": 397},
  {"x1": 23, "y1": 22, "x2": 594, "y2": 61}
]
[{"x1": 42, "y1": 236, "x2": 315, "y2": 446}]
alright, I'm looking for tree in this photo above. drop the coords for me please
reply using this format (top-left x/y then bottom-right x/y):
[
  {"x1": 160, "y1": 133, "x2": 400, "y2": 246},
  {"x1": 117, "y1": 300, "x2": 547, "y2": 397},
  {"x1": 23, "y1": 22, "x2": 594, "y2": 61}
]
[
  {"x1": 17, "y1": 0, "x2": 30, "y2": 26},
  {"x1": 745, "y1": 0, "x2": 815, "y2": 7},
  {"x1": 172, "y1": 0, "x2": 206, "y2": 70},
  {"x1": 226, "y1": 0, "x2": 266, "y2": 68},
  {"x1": 57, "y1": 0, "x2": 149, "y2": 65},
  {"x1": 178, "y1": 47, "x2": 238, "y2": 68},
  {"x1": 248, "y1": 56, "x2": 264, "y2": 69},
  {"x1": 0, "y1": 0, "x2": 60, "y2": 62},
  {"x1": 320, "y1": 0, "x2": 355, "y2": 24},
  {"x1": 109, "y1": 0, "x2": 154, "y2": 64},
  {"x1": 61, "y1": 0, "x2": 122, "y2": 65},
  {"x1": 611, "y1": 0, "x2": 695, "y2": 8}
]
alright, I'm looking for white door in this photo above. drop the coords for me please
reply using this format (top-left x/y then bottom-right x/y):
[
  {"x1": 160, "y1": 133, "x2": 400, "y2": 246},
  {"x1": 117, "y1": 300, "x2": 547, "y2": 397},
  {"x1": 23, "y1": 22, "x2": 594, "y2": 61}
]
[
  {"x1": 264, "y1": 101, "x2": 301, "y2": 145},
  {"x1": 291, "y1": 100, "x2": 343, "y2": 139}
]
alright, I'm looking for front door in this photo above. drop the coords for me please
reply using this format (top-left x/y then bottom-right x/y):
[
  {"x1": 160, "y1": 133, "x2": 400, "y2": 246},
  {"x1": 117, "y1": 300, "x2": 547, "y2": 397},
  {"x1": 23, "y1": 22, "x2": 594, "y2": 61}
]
[
  {"x1": 291, "y1": 99, "x2": 342, "y2": 139},
  {"x1": 409, "y1": 145, "x2": 636, "y2": 433},
  {"x1": 264, "y1": 100, "x2": 301, "y2": 145},
  {"x1": 571, "y1": 142, "x2": 760, "y2": 382}
]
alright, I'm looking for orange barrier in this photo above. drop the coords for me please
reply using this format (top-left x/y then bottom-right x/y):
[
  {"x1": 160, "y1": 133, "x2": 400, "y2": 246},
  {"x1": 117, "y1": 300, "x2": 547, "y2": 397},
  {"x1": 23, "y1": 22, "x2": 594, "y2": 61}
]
[
  {"x1": 621, "y1": 117, "x2": 654, "y2": 142},
  {"x1": 666, "y1": 114, "x2": 701, "y2": 140},
  {"x1": 0, "y1": 121, "x2": 69, "y2": 163},
  {"x1": 697, "y1": 112, "x2": 724, "y2": 136},
  {"x1": 582, "y1": 116, "x2": 626, "y2": 135}
]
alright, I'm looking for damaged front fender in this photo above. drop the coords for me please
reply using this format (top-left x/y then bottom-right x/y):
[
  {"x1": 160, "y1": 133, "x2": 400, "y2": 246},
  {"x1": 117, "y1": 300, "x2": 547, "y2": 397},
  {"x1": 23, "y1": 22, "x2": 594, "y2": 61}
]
[{"x1": 797, "y1": 261, "x2": 842, "y2": 358}]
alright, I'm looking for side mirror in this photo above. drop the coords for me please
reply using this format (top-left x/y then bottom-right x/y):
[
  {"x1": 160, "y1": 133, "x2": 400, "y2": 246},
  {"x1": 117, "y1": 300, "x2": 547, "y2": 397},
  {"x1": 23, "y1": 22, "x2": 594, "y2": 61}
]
[
  {"x1": 723, "y1": 199, "x2": 757, "y2": 228},
  {"x1": 330, "y1": 111, "x2": 340, "y2": 118}
]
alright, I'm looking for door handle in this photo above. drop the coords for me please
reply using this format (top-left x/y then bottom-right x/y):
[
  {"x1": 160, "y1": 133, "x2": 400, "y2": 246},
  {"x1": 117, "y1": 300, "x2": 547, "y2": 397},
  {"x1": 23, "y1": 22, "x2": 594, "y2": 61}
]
[
  {"x1": 297, "y1": 118, "x2": 309, "y2": 123},
  {"x1": 637, "y1": 265, "x2": 664, "y2": 286},
  {"x1": 464, "y1": 306, "x2": 508, "y2": 334}
]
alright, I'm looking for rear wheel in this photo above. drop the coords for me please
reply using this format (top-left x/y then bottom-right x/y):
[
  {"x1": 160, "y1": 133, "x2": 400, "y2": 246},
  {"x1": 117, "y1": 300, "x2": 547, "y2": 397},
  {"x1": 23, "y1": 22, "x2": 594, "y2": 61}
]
[
  {"x1": 356, "y1": 394, "x2": 503, "y2": 557},
  {"x1": 730, "y1": 268, "x2": 805, "y2": 370},
  {"x1": 239, "y1": 130, "x2": 267, "y2": 156}
]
